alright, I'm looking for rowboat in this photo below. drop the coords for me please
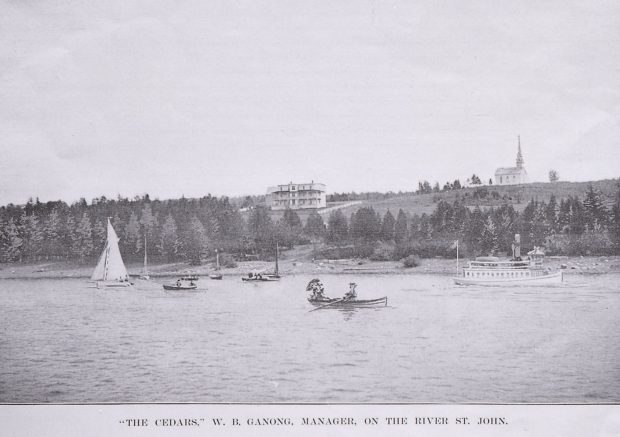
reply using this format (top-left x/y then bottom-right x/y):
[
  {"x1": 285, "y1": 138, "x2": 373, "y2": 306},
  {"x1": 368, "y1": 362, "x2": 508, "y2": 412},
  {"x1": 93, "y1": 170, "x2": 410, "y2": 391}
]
[
  {"x1": 241, "y1": 275, "x2": 279, "y2": 282},
  {"x1": 163, "y1": 276, "x2": 198, "y2": 290},
  {"x1": 163, "y1": 282, "x2": 198, "y2": 291},
  {"x1": 308, "y1": 296, "x2": 388, "y2": 308}
]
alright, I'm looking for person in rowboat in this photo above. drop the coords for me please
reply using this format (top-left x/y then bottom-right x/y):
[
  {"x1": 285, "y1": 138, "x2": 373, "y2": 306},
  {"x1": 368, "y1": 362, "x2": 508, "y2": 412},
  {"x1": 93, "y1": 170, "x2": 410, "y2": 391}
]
[
  {"x1": 307, "y1": 279, "x2": 327, "y2": 300},
  {"x1": 343, "y1": 282, "x2": 357, "y2": 301}
]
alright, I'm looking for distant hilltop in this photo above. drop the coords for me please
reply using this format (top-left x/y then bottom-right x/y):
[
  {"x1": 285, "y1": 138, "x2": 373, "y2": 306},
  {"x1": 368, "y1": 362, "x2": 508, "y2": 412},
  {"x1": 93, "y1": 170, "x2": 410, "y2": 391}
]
[{"x1": 261, "y1": 178, "x2": 620, "y2": 221}]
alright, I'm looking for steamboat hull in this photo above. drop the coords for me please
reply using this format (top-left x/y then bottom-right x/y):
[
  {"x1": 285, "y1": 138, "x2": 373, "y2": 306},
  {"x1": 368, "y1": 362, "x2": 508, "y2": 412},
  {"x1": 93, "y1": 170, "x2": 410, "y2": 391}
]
[{"x1": 454, "y1": 271, "x2": 563, "y2": 286}]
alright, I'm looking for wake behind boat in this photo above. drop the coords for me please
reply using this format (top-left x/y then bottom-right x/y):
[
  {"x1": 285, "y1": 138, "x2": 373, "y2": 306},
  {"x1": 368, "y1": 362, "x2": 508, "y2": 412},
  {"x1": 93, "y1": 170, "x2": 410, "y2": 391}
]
[{"x1": 91, "y1": 218, "x2": 131, "y2": 288}]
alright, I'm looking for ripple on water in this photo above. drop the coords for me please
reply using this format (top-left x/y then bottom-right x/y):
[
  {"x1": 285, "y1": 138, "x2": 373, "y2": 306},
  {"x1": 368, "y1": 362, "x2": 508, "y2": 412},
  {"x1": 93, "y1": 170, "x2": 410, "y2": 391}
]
[{"x1": 2, "y1": 274, "x2": 620, "y2": 402}]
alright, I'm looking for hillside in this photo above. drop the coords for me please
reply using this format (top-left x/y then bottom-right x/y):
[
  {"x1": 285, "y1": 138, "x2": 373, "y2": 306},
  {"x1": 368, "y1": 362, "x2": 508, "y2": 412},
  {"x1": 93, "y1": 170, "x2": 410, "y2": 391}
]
[{"x1": 263, "y1": 179, "x2": 619, "y2": 221}]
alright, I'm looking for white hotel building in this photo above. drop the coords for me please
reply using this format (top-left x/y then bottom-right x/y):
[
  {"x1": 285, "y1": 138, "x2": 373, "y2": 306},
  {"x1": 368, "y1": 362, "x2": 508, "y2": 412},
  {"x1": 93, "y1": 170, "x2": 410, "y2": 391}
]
[{"x1": 267, "y1": 182, "x2": 327, "y2": 210}]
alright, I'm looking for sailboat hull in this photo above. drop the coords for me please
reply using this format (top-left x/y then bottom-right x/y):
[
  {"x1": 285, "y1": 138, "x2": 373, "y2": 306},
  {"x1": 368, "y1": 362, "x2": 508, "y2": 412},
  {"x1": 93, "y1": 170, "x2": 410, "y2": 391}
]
[{"x1": 96, "y1": 281, "x2": 132, "y2": 289}]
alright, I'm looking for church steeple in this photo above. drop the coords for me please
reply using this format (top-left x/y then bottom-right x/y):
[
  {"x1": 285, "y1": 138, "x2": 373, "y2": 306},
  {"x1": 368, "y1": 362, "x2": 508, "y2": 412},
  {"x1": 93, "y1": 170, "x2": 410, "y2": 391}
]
[{"x1": 516, "y1": 135, "x2": 524, "y2": 169}]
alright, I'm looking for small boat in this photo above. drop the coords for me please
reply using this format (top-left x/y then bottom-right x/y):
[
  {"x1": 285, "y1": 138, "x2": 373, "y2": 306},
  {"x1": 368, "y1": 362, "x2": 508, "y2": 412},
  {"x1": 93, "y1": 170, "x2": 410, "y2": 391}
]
[
  {"x1": 209, "y1": 274, "x2": 223, "y2": 280},
  {"x1": 241, "y1": 273, "x2": 279, "y2": 282},
  {"x1": 139, "y1": 235, "x2": 150, "y2": 280},
  {"x1": 308, "y1": 296, "x2": 388, "y2": 308},
  {"x1": 453, "y1": 234, "x2": 563, "y2": 286},
  {"x1": 163, "y1": 278, "x2": 198, "y2": 291},
  {"x1": 91, "y1": 218, "x2": 132, "y2": 288},
  {"x1": 241, "y1": 244, "x2": 281, "y2": 282},
  {"x1": 180, "y1": 271, "x2": 199, "y2": 282},
  {"x1": 306, "y1": 279, "x2": 387, "y2": 308}
]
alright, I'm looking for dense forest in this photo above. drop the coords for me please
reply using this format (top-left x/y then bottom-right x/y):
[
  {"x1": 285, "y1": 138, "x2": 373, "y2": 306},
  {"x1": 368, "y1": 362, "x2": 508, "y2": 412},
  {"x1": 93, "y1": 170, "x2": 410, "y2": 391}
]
[{"x1": 1, "y1": 182, "x2": 619, "y2": 265}]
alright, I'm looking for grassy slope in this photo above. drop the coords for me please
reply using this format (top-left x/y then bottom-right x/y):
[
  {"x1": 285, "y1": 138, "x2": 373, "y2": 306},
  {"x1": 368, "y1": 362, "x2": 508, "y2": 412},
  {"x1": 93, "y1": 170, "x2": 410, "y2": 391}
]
[
  {"x1": 320, "y1": 179, "x2": 619, "y2": 218},
  {"x1": 240, "y1": 179, "x2": 618, "y2": 222}
]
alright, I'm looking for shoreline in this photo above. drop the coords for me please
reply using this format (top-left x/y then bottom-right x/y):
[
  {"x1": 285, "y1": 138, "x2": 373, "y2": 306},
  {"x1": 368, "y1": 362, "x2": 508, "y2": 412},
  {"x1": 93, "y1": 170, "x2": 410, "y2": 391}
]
[{"x1": 1, "y1": 255, "x2": 619, "y2": 280}]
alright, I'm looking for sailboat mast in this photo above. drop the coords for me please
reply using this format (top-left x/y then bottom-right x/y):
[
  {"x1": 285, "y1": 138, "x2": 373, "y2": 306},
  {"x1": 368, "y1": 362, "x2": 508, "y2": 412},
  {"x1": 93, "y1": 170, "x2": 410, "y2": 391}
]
[
  {"x1": 144, "y1": 235, "x2": 148, "y2": 275},
  {"x1": 275, "y1": 242, "x2": 279, "y2": 276}
]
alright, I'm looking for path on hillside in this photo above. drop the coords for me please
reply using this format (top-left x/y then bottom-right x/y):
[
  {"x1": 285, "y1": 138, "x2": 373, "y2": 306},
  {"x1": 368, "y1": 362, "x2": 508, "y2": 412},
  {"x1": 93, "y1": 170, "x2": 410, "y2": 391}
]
[{"x1": 319, "y1": 201, "x2": 363, "y2": 215}]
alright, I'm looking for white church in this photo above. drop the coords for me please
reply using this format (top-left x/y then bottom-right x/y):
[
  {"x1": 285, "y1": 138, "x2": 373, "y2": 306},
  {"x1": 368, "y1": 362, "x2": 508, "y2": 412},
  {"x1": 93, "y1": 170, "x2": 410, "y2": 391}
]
[{"x1": 494, "y1": 137, "x2": 529, "y2": 185}]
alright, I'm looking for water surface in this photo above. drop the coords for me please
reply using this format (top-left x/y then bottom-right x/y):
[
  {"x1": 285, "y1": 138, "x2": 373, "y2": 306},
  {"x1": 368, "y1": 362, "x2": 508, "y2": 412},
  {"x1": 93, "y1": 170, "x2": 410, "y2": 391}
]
[{"x1": 1, "y1": 274, "x2": 618, "y2": 403}]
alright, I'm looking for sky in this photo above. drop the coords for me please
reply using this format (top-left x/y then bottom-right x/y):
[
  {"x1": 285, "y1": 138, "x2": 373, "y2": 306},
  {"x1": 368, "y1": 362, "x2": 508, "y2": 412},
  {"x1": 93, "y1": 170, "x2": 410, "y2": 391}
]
[{"x1": 1, "y1": 0, "x2": 619, "y2": 205}]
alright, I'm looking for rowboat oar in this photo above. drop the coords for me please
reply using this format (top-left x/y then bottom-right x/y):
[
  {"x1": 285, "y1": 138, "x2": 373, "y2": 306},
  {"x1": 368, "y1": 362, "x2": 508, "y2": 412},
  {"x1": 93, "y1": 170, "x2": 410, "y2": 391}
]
[{"x1": 309, "y1": 298, "x2": 344, "y2": 312}]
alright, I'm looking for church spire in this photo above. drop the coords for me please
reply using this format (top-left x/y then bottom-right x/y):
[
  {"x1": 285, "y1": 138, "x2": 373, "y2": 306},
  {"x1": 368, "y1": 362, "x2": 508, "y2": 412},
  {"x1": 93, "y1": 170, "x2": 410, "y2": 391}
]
[{"x1": 516, "y1": 135, "x2": 524, "y2": 168}]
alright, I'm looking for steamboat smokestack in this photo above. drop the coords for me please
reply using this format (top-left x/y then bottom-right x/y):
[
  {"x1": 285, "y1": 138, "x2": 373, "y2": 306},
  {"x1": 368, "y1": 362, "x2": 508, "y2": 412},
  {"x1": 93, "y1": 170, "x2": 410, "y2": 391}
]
[{"x1": 514, "y1": 234, "x2": 521, "y2": 259}]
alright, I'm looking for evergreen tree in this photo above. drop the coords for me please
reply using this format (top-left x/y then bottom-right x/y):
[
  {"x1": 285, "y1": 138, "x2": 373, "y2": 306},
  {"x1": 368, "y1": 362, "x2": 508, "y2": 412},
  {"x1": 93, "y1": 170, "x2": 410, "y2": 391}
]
[
  {"x1": 160, "y1": 213, "x2": 180, "y2": 261},
  {"x1": 74, "y1": 213, "x2": 94, "y2": 263},
  {"x1": 394, "y1": 209, "x2": 408, "y2": 243},
  {"x1": 545, "y1": 195, "x2": 558, "y2": 234},
  {"x1": 63, "y1": 214, "x2": 76, "y2": 259},
  {"x1": 282, "y1": 208, "x2": 302, "y2": 229},
  {"x1": 124, "y1": 211, "x2": 142, "y2": 255},
  {"x1": 327, "y1": 210, "x2": 348, "y2": 244},
  {"x1": 140, "y1": 204, "x2": 158, "y2": 239},
  {"x1": 43, "y1": 209, "x2": 63, "y2": 260},
  {"x1": 182, "y1": 215, "x2": 209, "y2": 265},
  {"x1": 21, "y1": 212, "x2": 44, "y2": 262},
  {"x1": 612, "y1": 182, "x2": 620, "y2": 252},
  {"x1": 304, "y1": 211, "x2": 325, "y2": 240},
  {"x1": 350, "y1": 207, "x2": 381, "y2": 243},
  {"x1": 380, "y1": 210, "x2": 396, "y2": 241},
  {"x1": 583, "y1": 184, "x2": 608, "y2": 229},
  {"x1": 92, "y1": 219, "x2": 106, "y2": 253},
  {"x1": 481, "y1": 215, "x2": 499, "y2": 255},
  {"x1": 3, "y1": 218, "x2": 23, "y2": 262},
  {"x1": 247, "y1": 205, "x2": 274, "y2": 249},
  {"x1": 418, "y1": 213, "x2": 433, "y2": 240},
  {"x1": 530, "y1": 202, "x2": 549, "y2": 246},
  {"x1": 464, "y1": 206, "x2": 484, "y2": 255}
]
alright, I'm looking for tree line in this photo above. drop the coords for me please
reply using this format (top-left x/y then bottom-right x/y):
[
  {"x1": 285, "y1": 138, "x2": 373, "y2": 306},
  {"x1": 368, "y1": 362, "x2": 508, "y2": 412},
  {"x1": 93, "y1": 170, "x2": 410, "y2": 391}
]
[{"x1": 1, "y1": 183, "x2": 619, "y2": 265}]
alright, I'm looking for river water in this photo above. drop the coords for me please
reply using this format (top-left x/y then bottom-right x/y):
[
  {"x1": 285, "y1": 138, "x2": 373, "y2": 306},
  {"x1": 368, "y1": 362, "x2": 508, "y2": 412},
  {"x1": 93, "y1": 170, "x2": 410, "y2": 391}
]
[{"x1": 1, "y1": 273, "x2": 618, "y2": 403}]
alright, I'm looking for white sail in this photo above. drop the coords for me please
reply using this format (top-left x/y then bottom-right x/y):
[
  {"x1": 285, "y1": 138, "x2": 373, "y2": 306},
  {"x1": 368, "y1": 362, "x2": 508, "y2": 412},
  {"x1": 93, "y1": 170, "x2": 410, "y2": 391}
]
[{"x1": 91, "y1": 219, "x2": 129, "y2": 282}]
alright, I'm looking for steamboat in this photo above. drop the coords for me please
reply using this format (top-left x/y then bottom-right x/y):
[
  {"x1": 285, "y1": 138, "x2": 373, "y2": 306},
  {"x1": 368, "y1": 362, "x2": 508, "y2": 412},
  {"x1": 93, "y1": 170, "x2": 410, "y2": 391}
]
[{"x1": 453, "y1": 234, "x2": 563, "y2": 286}]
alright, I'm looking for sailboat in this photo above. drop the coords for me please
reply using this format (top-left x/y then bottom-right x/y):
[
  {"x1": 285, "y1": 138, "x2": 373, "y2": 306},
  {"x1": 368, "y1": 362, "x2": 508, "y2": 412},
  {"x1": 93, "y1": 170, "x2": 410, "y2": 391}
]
[
  {"x1": 241, "y1": 243, "x2": 281, "y2": 282},
  {"x1": 265, "y1": 242, "x2": 281, "y2": 279},
  {"x1": 139, "y1": 235, "x2": 150, "y2": 280},
  {"x1": 91, "y1": 218, "x2": 131, "y2": 288},
  {"x1": 209, "y1": 250, "x2": 223, "y2": 280}
]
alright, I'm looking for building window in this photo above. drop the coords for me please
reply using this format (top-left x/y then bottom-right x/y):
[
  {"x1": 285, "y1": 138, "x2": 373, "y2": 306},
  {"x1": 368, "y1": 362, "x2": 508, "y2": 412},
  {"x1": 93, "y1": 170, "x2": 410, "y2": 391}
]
[{"x1": 500, "y1": 176, "x2": 503, "y2": 183}]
